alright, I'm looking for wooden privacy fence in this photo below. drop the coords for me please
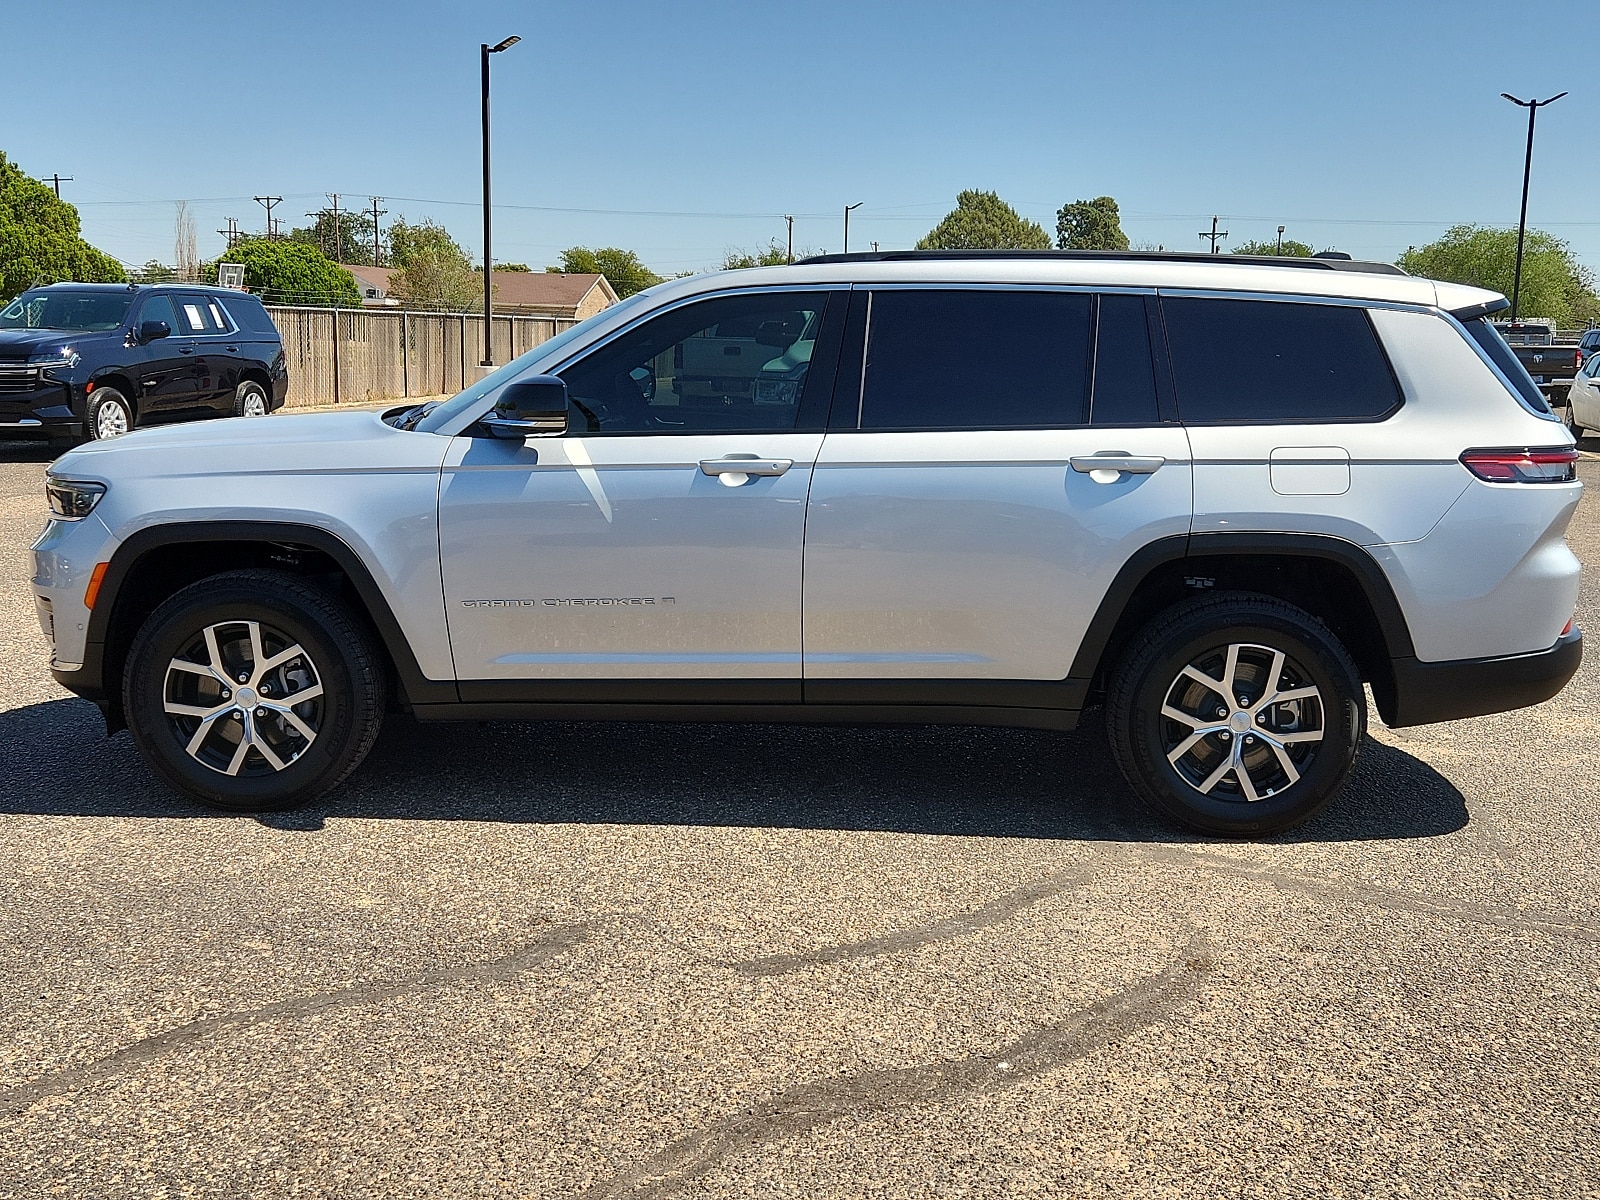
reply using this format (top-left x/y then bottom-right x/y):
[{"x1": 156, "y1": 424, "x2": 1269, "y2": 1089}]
[{"x1": 265, "y1": 306, "x2": 577, "y2": 408}]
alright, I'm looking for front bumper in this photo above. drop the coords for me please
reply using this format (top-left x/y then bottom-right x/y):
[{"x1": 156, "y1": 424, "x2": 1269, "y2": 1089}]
[
  {"x1": 1383, "y1": 627, "x2": 1583, "y2": 727},
  {"x1": 0, "y1": 369, "x2": 83, "y2": 436}
]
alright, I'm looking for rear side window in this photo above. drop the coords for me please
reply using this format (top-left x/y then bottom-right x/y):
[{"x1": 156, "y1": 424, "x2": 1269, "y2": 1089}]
[
  {"x1": 858, "y1": 290, "x2": 1092, "y2": 430},
  {"x1": 1163, "y1": 297, "x2": 1402, "y2": 423},
  {"x1": 1091, "y1": 295, "x2": 1159, "y2": 424},
  {"x1": 1462, "y1": 316, "x2": 1552, "y2": 415},
  {"x1": 220, "y1": 294, "x2": 280, "y2": 337}
]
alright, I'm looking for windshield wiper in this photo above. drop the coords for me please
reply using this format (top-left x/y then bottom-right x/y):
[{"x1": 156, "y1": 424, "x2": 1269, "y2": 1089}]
[{"x1": 395, "y1": 401, "x2": 439, "y2": 431}]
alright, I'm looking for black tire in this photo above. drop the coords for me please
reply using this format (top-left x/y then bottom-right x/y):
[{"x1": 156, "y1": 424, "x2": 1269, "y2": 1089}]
[
  {"x1": 123, "y1": 569, "x2": 385, "y2": 812},
  {"x1": 232, "y1": 379, "x2": 269, "y2": 418},
  {"x1": 1565, "y1": 403, "x2": 1588, "y2": 440},
  {"x1": 86, "y1": 386, "x2": 134, "y2": 441},
  {"x1": 1105, "y1": 591, "x2": 1364, "y2": 837}
]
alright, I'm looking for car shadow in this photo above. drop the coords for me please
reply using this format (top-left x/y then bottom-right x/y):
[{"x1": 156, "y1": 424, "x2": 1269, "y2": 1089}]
[
  {"x1": 0, "y1": 440, "x2": 61, "y2": 463},
  {"x1": 0, "y1": 696, "x2": 1469, "y2": 844}
]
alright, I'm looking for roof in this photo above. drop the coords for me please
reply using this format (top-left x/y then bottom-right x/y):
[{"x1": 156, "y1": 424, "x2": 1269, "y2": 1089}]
[
  {"x1": 31, "y1": 282, "x2": 255, "y2": 298},
  {"x1": 339, "y1": 266, "x2": 617, "y2": 312},
  {"x1": 801, "y1": 249, "x2": 1409, "y2": 276},
  {"x1": 638, "y1": 253, "x2": 1503, "y2": 316}
]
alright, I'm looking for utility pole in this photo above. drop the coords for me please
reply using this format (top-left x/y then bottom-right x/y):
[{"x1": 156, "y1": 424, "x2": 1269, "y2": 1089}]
[
  {"x1": 1199, "y1": 215, "x2": 1228, "y2": 254},
  {"x1": 480, "y1": 35, "x2": 521, "y2": 367},
  {"x1": 784, "y1": 214, "x2": 794, "y2": 264},
  {"x1": 1276, "y1": 225, "x2": 1285, "y2": 255},
  {"x1": 1501, "y1": 91, "x2": 1567, "y2": 321},
  {"x1": 271, "y1": 216, "x2": 285, "y2": 239},
  {"x1": 844, "y1": 202, "x2": 863, "y2": 255},
  {"x1": 216, "y1": 217, "x2": 240, "y2": 249},
  {"x1": 329, "y1": 193, "x2": 342, "y2": 262},
  {"x1": 43, "y1": 174, "x2": 72, "y2": 198},
  {"x1": 368, "y1": 197, "x2": 387, "y2": 266},
  {"x1": 254, "y1": 195, "x2": 282, "y2": 239},
  {"x1": 871, "y1": 241, "x2": 879, "y2": 253}
]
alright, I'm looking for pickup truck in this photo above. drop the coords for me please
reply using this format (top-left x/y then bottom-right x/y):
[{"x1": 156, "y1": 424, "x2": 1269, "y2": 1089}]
[{"x1": 1493, "y1": 321, "x2": 1578, "y2": 402}]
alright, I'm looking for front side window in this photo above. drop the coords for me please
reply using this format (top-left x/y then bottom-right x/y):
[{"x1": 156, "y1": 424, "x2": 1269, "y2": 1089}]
[
  {"x1": 857, "y1": 290, "x2": 1093, "y2": 430},
  {"x1": 137, "y1": 295, "x2": 179, "y2": 333},
  {"x1": 0, "y1": 290, "x2": 133, "y2": 332},
  {"x1": 1163, "y1": 297, "x2": 1402, "y2": 423},
  {"x1": 559, "y1": 292, "x2": 830, "y2": 433}
]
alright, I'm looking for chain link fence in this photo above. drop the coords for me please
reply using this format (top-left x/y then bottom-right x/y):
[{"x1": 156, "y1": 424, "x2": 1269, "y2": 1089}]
[{"x1": 265, "y1": 306, "x2": 576, "y2": 408}]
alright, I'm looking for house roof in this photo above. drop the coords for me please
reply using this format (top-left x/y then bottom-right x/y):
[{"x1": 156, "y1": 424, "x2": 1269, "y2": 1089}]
[{"x1": 339, "y1": 265, "x2": 618, "y2": 312}]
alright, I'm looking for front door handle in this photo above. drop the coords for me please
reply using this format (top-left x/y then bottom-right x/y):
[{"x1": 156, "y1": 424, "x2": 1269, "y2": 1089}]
[
  {"x1": 178, "y1": 347, "x2": 197, "y2": 356},
  {"x1": 1070, "y1": 452, "x2": 1165, "y2": 481},
  {"x1": 699, "y1": 455, "x2": 793, "y2": 486}
]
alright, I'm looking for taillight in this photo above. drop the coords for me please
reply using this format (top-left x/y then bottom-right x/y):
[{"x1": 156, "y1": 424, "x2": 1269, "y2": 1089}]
[
  {"x1": 1577, "y1": 349, "x2": 1586, "y2": 372},
  {"x1": 1460, "y1": 446, "x2": 1580, "y2": 483}
]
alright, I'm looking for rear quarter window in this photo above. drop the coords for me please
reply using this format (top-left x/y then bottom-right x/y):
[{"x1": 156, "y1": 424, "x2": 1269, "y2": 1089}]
[
  {"x1": 220, "y1": 294, "x2": 281, "y2": 338},
  {"x1": 1162, "y1": 296, "x2": 1402, "y2": 423}
]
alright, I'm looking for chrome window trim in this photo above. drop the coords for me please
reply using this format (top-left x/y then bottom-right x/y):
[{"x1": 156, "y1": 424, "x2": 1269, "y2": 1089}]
[{"x1": 435, "y1": 284, "x2": 846, "y2": 437}]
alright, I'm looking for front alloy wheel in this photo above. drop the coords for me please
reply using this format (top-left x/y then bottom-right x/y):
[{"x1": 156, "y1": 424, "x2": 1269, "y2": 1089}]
[
  {"x1": 125, "y1": 569, "x2": 385, "y2": 811},
  {"x1": 163, "y1": 619, "x2": 325, "y2": 777}
]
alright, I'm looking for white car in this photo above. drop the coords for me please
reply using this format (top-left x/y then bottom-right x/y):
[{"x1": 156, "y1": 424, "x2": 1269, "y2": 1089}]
[
  {"x1": 1565, "y1": 352, "x2": 1600, "y2": 439},
  {"x1": 31, "y1": 251, "x2": 1584, "y2": 836}
]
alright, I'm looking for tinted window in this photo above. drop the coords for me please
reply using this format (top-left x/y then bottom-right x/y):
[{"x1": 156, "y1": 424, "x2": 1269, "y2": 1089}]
[
  {"x1": 137, "y1": 295, "x2": 178, "y2": 332},
  {"x1": 559, "y1": 292, "x2": 829, "y2": 433},
  {"x1": 220, "y1": 294, "x2": 280, "y2": 336},
  {"x1": 1091, "y1": 295, "x2": 1158, "y2": 424},
  {"x1": 178, "y1": 295, "x2": 227, "y2": 334},
  {"x1": 1163, "y1": 297, "x2": 1401, "y2": 423},
  {"x1": 858, "y1": 290, "x2": 1091, "y2": 430},
  {"x1": 1462, "y1": 317, "x2": 1551, "y2": 415}
]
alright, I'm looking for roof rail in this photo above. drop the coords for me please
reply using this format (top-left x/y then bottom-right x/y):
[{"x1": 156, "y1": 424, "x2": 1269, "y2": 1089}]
[{"x1": 795, "y1": 249, "x2": 1408, "y2": 276}]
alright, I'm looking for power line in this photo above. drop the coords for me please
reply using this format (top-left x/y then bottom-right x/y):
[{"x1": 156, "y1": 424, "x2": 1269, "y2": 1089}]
[{"x1": 253, "y1": 195, "x2": 283, "y2": 239}]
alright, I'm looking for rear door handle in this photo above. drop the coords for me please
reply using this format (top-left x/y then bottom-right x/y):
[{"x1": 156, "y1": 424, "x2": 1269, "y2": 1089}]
[
  {"x1": 699, "y1": 455, "x2": 793, "y2": 485},
  {"x1": 1070, "y1": 452, "x2": 1165, "y2": 478}
]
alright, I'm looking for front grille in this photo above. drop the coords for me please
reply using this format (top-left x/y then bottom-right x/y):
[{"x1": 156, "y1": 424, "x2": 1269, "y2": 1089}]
[{"x1": 0, "y1": 365, "x2": 41, "y2": 394}]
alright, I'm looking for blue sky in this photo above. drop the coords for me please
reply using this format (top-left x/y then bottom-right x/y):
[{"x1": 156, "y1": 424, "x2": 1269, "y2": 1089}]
[{"x1": 8, "y1": 0, "x2": 1599, "y2": 275}]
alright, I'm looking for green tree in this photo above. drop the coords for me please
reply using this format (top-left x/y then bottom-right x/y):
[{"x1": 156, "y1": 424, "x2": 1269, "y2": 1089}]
[
  {"x1": 916, "y1": 190, "x2": 1051, "y2": 251},
  {"x1": 553, "y1": 246, "x2": 663, "y2": 297},
  {"x1": 0, "y1": 151, "x2": 124, "y2": 303},
  {"x1": 385, "y1": 218, "x2": 481, "y2": 311},
  {"x1": 497, "y1": 262, "x2": 532, "y2": 272},
  {"x1": 217, "y1": 238, "x2": 361, "y2": 306},
  {"x1": 1055, "y1": 196, "x2": 1129, "y2": 251},
  {"x1": 1232, "y1": 238, "x2": 1315, "y2": 257},
  {"x1": 288, "y1": 209, "x2": 377, "y2": 266},
  {"x1": 722, "y1": 240, "x2": 805, "y2": 269},
  {"x1": 1397, "y1": 224, "x2": 1600, "y2": 325}
]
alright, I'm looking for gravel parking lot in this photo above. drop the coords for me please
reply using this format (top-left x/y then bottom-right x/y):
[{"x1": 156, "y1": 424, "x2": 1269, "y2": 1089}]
[{"x1": 1, "y1": 436, "x2": 1597, "y2": 1199}]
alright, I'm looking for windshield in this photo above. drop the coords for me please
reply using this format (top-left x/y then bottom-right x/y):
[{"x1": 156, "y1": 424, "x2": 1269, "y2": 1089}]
[
  {"x1": 0, "y1": 290, "x2": 134, "y2": 332},
  {"x1": 412, "y1": 291, "x2": 655, "y2": 434}
]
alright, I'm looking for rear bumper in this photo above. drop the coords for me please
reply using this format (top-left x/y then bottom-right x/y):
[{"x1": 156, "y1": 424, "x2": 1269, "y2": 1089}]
[{"x1": 1383, "y1": 627, "x2": 1582, "y2": 727}]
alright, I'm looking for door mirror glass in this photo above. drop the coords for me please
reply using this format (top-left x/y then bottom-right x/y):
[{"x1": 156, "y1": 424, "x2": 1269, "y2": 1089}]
[
  {"x1": 138, "y1": 320, "x2": 172, "y2": 343},
  {"x1": 482, "y1": 375, "x2": 568, "y2": 438}
]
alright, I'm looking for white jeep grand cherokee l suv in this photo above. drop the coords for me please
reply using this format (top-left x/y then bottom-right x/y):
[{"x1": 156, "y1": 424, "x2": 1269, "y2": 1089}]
[{"x1": 31, "y1": 251, "x2": 1583, "y2": 836}]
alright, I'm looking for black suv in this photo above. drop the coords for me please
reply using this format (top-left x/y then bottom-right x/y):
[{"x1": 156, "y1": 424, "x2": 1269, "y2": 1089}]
[{"x1": 0, "y1": 283, "x2": 288, "y2": 444}]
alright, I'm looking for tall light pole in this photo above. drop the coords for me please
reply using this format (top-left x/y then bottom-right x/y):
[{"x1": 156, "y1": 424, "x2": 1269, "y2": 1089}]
[
  {"x1": 481, "y1": 34, "x2": 521, "y2": 368},
  {"x1": 1501, "y1": 91, "x2": 1566, "y2": 321},
  {"x1": 843, "y1": 202, "x2": 862, "y2": 254},
  {"x1": 1276, "y1": 225, "x2": 1285, "y2": 255}
]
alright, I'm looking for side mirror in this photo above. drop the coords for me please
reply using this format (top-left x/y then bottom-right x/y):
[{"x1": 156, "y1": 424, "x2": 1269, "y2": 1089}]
[
  {"x1": 482, "y1": 375, "x2": 568, "y2": 439},
  {"x1": 138, "y1": 320, "x2": 171, "y2": 344}
]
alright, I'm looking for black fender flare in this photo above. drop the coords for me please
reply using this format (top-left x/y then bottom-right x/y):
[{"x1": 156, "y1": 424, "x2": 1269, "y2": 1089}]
[
  {"x1": 81, "y1": 520, "x2": 456, "y2": 715},
  {"x1": 1066, "y1": 531, "x2": 1417, "y2": 704}
]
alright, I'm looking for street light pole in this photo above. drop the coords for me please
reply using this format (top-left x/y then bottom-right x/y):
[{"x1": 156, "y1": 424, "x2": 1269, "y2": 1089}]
[
  {"x1": 1501, "y1": 91, "x2": 1566, "y2": 321},
  {"x1": 481, "y1": 34, "x2": 521, "y2": 368},
  {"x1": 844, "y1": 202, "x2": 862, "y2": 254},
  {"x1": 1276, "y1": 225, "x2": 1285, "y2": 255}
]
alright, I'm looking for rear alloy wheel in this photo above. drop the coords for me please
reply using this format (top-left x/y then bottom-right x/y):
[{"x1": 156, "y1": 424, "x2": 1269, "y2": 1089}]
[
  {"x1": 124, "y1": 569, "x2": 385, "y2": 811},
  {"x1": 1566, "y1": 403, "x2": 1588, "y2": 440},
  {"x1": 233, "y1": 379, "x2": 269, "y2": 418},
  {"x1": 1107, "y1": 592, "x2": 1364, "y2": 837},
  {"x1": 87, "y1": 387, "x2": 134, "y2": 440}
]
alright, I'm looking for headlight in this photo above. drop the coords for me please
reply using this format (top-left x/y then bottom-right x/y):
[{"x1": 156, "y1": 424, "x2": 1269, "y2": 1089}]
[
  {"x1": 45, "y1": 478, "x2": 106, "y2": 520},
  {"x1": 29, "y1": 349, "x2": 80, "y2": 369}
]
